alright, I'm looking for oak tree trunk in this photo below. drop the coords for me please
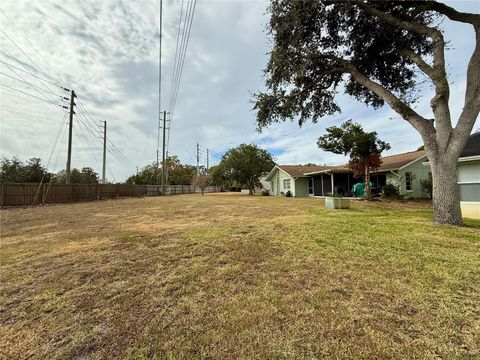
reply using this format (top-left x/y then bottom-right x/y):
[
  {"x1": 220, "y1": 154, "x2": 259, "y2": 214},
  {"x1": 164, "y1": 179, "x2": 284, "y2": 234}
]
[{"x1": 430, "y1": 156, "x2": 463, "y2": 225}]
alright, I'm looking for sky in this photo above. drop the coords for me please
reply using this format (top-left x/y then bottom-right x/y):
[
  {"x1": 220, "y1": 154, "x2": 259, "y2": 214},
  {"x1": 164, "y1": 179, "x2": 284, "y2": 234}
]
[{"x1": 0, "y1": 0, "x2": 478, "y2": 182}]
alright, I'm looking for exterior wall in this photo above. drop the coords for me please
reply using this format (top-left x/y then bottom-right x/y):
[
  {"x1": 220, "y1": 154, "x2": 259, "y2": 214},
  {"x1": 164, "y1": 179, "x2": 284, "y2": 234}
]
[
  {"x1": 458, "y1": 160, "x2": 480, "y2": 219},
  {"x1": 294, "y1": 177, "x2": 309, "y2": 197},
  {"x1": 385, "y1": 157, "x2": 431, "y2": 198},
  {"x1": 270, "y1": 169, "x2": 295, "y2": 196},
  {"x1": 259, "y1": 175, "x2": 271, "y2": 192}
]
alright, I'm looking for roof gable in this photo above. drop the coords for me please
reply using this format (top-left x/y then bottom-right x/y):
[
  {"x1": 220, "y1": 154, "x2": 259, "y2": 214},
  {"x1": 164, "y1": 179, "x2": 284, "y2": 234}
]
[{"x1": 277, "y1": 165, "x2": 333, "y2": 177}]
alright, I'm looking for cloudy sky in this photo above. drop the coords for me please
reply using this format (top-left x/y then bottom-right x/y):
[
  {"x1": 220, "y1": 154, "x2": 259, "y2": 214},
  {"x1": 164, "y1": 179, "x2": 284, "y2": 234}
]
[{"x1": 0, "y1": 0, "x2": 478, "y2": 181}]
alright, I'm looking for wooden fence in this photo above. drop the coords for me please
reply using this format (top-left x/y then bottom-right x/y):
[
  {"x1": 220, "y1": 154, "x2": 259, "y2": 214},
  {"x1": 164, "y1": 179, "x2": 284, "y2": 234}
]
[{"x1": 0, "y1": 183, "x2": 222, "y2": 207}]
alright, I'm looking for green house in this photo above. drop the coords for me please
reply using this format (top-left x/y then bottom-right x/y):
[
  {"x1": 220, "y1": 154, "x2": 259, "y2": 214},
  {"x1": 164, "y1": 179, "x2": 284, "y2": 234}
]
[
  {"x1": 267, "y1": 150, "x2": 431, "y2": 198},
  {"x1": 265, "y1": 165, "x2": 331, "y2": 197}
]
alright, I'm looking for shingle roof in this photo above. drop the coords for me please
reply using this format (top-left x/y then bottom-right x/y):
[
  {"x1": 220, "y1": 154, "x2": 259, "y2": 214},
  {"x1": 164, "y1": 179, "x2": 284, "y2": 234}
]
[
  {"x1": 461, "y1": 132, "x2": 480, "y2": 157},
  {"x1": 277, "y1": 165, "x2": 332, "y2": 177},
  {"x1": 376, "y1": 150, "x2": 426, "y2": 171}
]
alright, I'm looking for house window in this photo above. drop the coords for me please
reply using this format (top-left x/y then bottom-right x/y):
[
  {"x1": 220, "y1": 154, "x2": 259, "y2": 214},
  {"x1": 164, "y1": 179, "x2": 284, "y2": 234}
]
[
  {"x1": 405, "y1": 172, "x2": 413, "y2": 191},
  {"x1": 283, "y1": 179, "x2": 291, "y2": 190}
]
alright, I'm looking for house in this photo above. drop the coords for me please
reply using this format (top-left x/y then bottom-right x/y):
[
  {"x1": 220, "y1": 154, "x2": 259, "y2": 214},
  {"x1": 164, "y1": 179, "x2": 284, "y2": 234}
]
[
  {"x1": 265, "y1": 165, "x2": 331, "y2": 197},
  {"x1": 268, "y1": 150, "x2": 431, "y2": 198},
  {"x1": 304, "y1": 150, "x2": 430, "y2": 198}
]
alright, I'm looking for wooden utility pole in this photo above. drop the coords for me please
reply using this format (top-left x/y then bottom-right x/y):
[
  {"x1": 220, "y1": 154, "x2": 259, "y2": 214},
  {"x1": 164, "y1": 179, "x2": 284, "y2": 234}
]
[
  {"x1": 66, "y1": 90, "x2": 76, "y2": 184},
  {"x1": 196, "y1": 143, "x2": 200, "y2": 175},
  {"x1": 102, "y1": 121, "x2": 107, "y2": 183},
  {"x1": 161, "y1": 110, "x2": 167, "y2": 194}
]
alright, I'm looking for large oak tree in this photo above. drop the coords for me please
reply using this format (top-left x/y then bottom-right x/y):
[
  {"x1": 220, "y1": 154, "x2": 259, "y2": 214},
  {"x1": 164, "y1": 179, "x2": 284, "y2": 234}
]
[{"x1": 253, "y1": 1, "x2": 479, "y2": 225}]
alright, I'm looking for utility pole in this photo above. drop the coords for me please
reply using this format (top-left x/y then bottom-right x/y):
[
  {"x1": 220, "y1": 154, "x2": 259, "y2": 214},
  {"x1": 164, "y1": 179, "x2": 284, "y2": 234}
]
[
  {"x1": 196, "y1": 143, "x2": 200, "y2": 175},
  {"x1": 66, "y1": 90, "x2": 76, "y2": 184},
  {"x1": 102, "y1": 121, "x2": 107, "y2": 183},
  {"x1": 161, "y1": 110, "x2": 167, "y2": 194},
  {"x1": 206, "y1": 148, "x2": 209, "y2": 173}
]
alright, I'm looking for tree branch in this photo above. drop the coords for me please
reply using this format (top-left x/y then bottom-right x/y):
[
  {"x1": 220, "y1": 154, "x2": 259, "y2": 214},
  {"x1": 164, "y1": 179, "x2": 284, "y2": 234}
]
[
  {"x1": 340, "y1": 60, "x2": 433, "y2": 135},
  {"x1": 451, "y1": 26, "x2": 480, "y2": 154},
  {"x1": 420, "y1": 1, "x2": 480, "y2": 26},
  {"x1": 352, "y1": 1, "x2": 446, "y2": 72}
]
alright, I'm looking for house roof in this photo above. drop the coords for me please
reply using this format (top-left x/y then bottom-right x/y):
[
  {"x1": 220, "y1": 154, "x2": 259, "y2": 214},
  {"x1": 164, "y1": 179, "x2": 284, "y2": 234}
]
[
  {"x1": 266, "y1": 165, "x2": 333, "y2": 180},
  {"x1": 376, "y1": 150, "x2": 426, "y2": 171},
  {"x1": 460, "y1": 132, "x2": 480, "y2": 157},
  {"x1": 303, "y1": 150, "x2": 427, "y2": 175}
]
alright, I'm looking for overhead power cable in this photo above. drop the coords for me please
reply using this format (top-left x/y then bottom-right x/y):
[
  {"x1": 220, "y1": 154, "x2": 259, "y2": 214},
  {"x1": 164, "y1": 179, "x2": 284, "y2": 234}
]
[{"x1": 0, "y1": 83, "x2": 63, "y2": 107}]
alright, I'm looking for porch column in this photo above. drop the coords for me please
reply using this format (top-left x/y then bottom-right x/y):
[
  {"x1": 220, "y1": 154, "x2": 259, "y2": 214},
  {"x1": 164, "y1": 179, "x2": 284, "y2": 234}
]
[
  {"x1": 331, "y1": 174, "x2": 334, "y2": 195},
  {"x1": 321, "y1": 175, "x2": 324, "y2": 196}
]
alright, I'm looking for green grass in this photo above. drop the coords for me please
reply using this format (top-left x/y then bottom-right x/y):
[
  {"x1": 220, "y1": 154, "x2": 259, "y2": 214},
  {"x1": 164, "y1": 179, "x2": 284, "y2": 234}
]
[{"x1": 1, "y1": 194, "x2": 479, "y2": 359}]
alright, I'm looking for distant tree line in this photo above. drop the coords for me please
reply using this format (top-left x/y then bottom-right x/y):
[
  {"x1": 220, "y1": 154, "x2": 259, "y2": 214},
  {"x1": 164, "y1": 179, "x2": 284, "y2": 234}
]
[
  {"x1": 3, "y1": 144, "x2": 276, "y2": 191},
  {"x1": 0, "y1": 157, "x2": 99, "y2": 184}
]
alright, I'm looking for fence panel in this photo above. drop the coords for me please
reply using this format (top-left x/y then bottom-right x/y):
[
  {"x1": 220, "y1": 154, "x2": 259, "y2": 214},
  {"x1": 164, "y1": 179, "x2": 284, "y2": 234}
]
[{"x1": 0, "y1": 183, "x2": 222, "y2": 207}]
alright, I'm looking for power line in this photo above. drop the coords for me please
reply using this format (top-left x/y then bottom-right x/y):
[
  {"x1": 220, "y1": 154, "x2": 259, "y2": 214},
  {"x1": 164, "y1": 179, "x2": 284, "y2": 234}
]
[
  {"x1": 0, "y1": 71, "x2": 61, "y2": 98},
  {"x1": 0, "y1": 39, "x2": 60, "y2": 96},
  {"x1": 0, "y1": 28, "x2": 60, "y2": 94},
  {"x1": 0, "y1": 59, "x2": 64, "y2": 88},
  {"x1": 0, "y1": 83, "x2": 63, "y2": 107}
]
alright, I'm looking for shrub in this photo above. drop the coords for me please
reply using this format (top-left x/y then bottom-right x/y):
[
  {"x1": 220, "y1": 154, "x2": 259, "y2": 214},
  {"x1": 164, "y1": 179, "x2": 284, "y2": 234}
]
[
  {"x1": 382, "y1": 182, "x2": 400, "y2": 199},
  {"x1": 261, "y1": 190, "x2": 270, "y2": 196}
]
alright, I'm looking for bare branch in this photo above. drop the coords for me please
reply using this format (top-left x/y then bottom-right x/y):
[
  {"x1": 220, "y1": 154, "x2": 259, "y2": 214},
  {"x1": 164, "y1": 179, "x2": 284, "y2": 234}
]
[
  {"x1": 421, "y1": 1, "x2": 480, "y2": 26},
  {"x1": 340, "y1": 60, "x2": 432, "y2": 134},
  {"x1": 398, "y1": 48, "x2": 434, "y2": 78},
  {"x1": 452, "y1": 26, "x2": 480, "y2": 151}
]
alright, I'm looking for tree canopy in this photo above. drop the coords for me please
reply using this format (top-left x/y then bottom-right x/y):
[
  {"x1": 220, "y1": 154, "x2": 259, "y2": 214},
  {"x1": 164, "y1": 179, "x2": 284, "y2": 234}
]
[
  {"x1": 55, "y1": 167, "x2": 99, "y2": 184},
  {"x1": 217, "y1": 144, "x2": 275, "y2": 194},
  {"x1": 318, "y1": 120, "x2": 390, "y2": 199},
  {"x1": 126, "y1": 156, "x2": 196, "y2": 185},
  {"x1": 254, "y1": 1, "x2": 480, "y2": 224},
  {"x1": 1, "y1": 157, "x2": 52, "y2": 183}
]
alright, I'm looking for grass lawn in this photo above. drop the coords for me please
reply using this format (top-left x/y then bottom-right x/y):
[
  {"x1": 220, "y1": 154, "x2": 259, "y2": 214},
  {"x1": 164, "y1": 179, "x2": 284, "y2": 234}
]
[{"x1": 1, "y1": 193, "x2": 479, "y2": 359}]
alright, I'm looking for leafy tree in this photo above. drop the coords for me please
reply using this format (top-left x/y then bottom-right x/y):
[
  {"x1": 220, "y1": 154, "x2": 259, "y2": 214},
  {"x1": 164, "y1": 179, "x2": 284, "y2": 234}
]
[
  {"x1": 219, "y1": 144, "x2": 275, "y2": 195},
  {"x1": 0, "y1": 157, "x2": 52, "y2": 183},
  {"x1": 54, "y1": 167, "x2": 99, "y2": 184},
  {"x1": 164, "y1": 156, "x2": 196, "y2": 185},
  {"x1": 208, "y1": 164, "x2": 233, "y2": 189},
  {"x1": 253, "y1": 1, "x2": 480, "y2": 225},
  {"x1": 126, "y1": 156, "x2": 196, "y2": 185},
  {"x1": 318, "y1": 120, "x2": 390, "y2": 199},
  {"x1": 125, "y1": 163, "x2": 158, "y2": 185}
]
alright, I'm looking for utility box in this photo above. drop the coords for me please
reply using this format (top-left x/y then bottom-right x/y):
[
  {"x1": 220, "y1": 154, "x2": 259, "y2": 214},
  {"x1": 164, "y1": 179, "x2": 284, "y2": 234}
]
[{"x1": 325, "y1": 197, "x2": 351, "y2": 209}]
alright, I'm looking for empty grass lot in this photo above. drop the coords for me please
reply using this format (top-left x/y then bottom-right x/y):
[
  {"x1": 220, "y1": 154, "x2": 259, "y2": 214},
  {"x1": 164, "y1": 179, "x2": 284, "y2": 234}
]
[{"x1": 1, "y1": 193, "x2": 479, "y2": 359}]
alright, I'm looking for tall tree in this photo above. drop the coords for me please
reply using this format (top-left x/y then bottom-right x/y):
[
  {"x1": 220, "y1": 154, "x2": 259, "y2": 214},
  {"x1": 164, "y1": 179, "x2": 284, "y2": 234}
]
[
  {"x1": 253, "y1": 1, "x2": 480, "y2": 225},
  {"x1": 219, "y1": 144, "x2": 275, "y2": 195},
  {"x1": 318, "y1": 120, "x2": 390, "y2": 199},
  {"x1": 0, "y1": 157, "x2": 52, "y2": 183},
  {"x1": 54, "y1": 167, "x2": 99, "y2": 184}
]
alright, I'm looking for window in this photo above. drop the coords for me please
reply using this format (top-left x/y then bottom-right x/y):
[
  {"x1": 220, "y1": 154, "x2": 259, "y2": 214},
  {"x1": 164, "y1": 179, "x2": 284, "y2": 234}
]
[
  {"x1": 308, "y1": 177, "x2": 314, "y2": 195},
  {"x1": 405, "y1": 172, "x2": 413, "y2": 191},
  {"x1": 283, "y1": 179, "x2": 291, "y2": 190}
]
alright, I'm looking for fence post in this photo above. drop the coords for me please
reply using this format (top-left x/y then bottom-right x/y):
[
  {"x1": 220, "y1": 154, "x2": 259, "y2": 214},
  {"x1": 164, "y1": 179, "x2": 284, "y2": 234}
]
[
  {"x1": 1, "y1": 182, "x2": 4, "y2": 208},
  {"x1": 117, "y1": 184, "x2": 119, "y2": 198},
  {"x1": 42, "y1": 183, "x2": 46, "y2": 205}
]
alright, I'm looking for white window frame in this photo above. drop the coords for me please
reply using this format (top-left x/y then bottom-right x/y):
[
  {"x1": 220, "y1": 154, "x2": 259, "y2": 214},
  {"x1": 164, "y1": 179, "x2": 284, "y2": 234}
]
[
  {"x1": 283, "y1": 179, "x2": 291, "y2": 190},
  {"x1": 405, "y1": 172, "x2": 413, "y2": 192}
]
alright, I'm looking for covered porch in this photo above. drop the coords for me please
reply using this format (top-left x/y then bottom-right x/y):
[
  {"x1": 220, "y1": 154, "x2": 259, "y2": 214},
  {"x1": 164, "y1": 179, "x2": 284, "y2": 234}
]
[{"x1": 305, "y1": 170, "x2": 386, "y2": 197}]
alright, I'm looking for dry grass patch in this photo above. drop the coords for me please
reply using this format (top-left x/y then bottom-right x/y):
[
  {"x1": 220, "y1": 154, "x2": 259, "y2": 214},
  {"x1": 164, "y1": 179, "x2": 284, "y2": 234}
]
[{"x1": 1, "y1": 193, "x2": 479, "y2": 359}]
